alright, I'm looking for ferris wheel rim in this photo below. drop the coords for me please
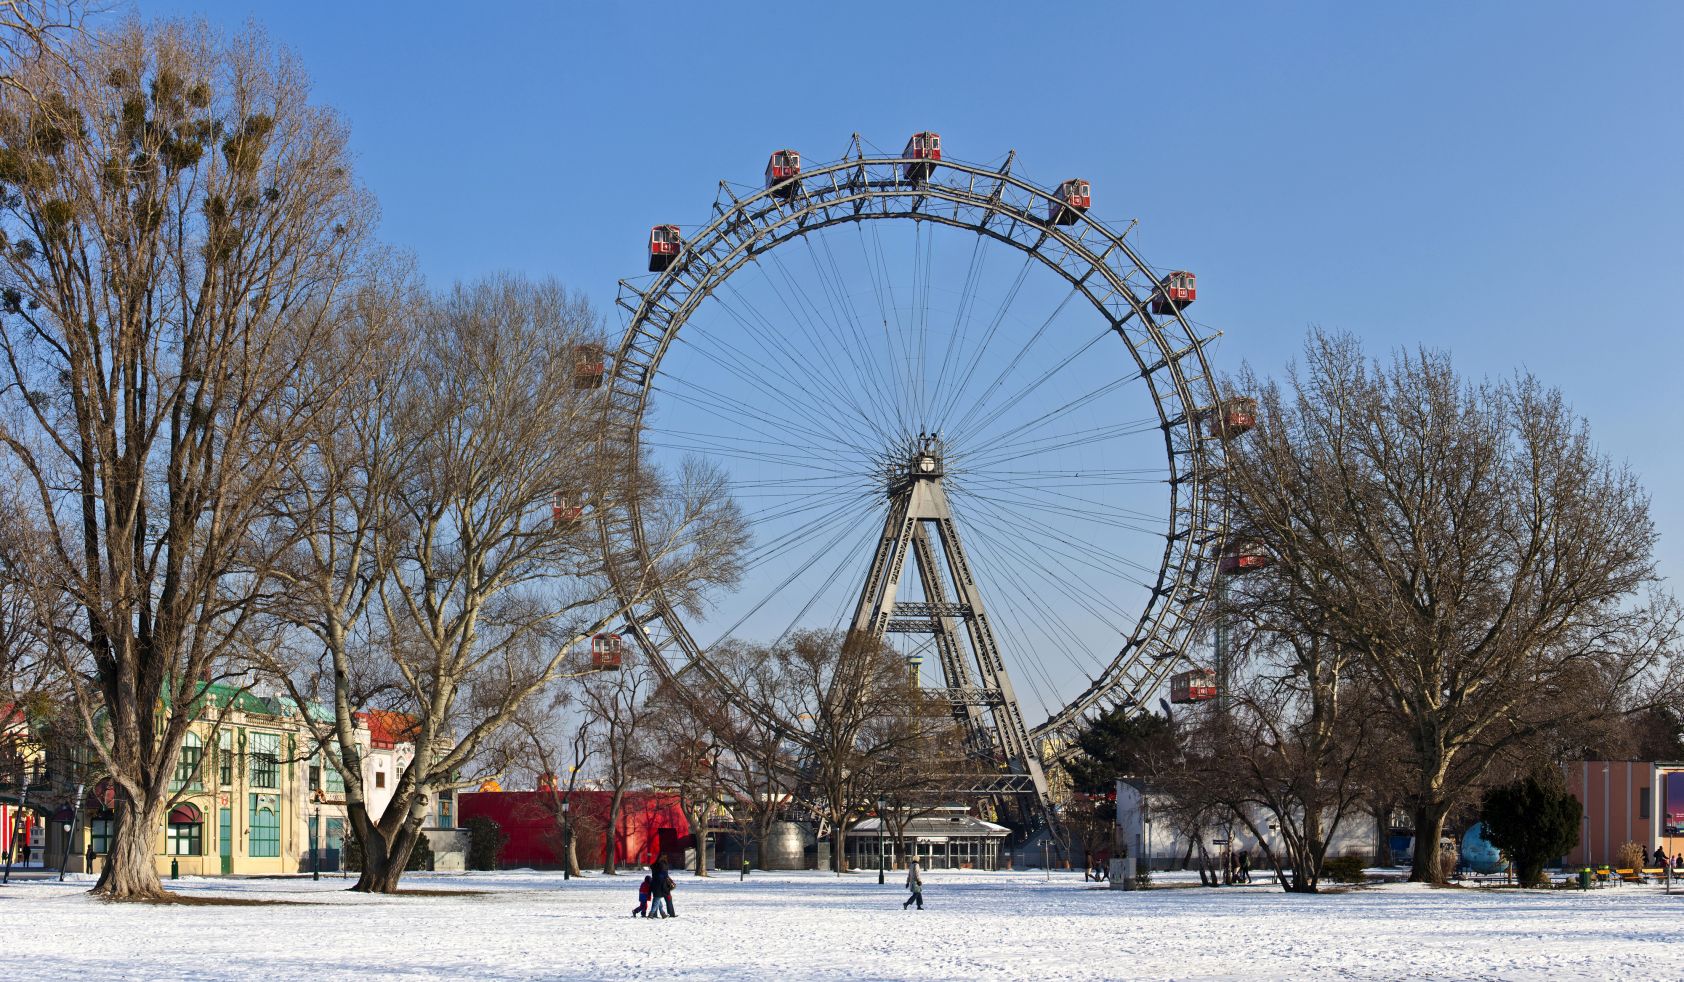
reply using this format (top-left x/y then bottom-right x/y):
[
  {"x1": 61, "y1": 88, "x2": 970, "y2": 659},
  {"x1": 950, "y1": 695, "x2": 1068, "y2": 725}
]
[{"x1": 598, "y1": 148, "x2": 1229, "y2": 759}]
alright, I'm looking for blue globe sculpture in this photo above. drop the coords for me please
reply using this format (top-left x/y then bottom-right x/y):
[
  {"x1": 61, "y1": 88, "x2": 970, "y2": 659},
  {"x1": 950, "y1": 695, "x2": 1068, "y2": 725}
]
[{"x1": 1461, "y1": 823, "x2": 1504, "y2": 874}]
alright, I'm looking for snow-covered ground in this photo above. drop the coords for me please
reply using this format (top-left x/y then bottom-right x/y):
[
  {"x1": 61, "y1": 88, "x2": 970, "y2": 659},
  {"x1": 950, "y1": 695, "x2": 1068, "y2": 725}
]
[{"x1": 7, "y1": 868, "x2": 1683, "y2": 980}]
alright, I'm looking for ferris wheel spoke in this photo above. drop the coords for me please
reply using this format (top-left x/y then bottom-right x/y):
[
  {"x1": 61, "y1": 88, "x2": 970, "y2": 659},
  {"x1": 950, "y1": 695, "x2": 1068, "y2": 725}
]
[
  {"x1": 652, "y1": 375, "x2": 864, "y2": 466},
  {"x1": 737, "y1": 486, "x2": 872, "y2": 527},
  {"x1": 671, "y1": 305, "x2": 884, "y2": 457},
  {"x1": 745, "y1": 255, "x2": 898, "y2": 445},
  {"x1": 956, "y1": 425, "x2": 1160, "y2": 474},
  {"x1": 930, "y1": 255, "x2": 1035, "y2": 430},
  {"x1": 912, "y1": 218, "x2": 939, "y2": 427},
  {"x1": 943, "y1": 283, "x2": 1083, "y2": 443},
  {"x1": 928, "y1": 233, "x2": 989, "y2": 425},
  {"x1": 717, "y1": 248, "x2": 893, "y2": 440},
  {"x1": 973, "y1": 467, "x2": 1164, "y2": 483},
  {"x1": 766, "y1": 515, "x2": 882, "y2": 645},
  {"x1": 957, "y1": 404, "x2": 1159, "y2": 469},
  {"x1": 958, "y1": 502, "x2": 1139, "y2": 629},
  {"x1": 946, "y1": 498, "x2": 1101, "y2": 713},
  {"x1": 952, "y1": 495, "x2": 1141, "y2": 640},
  {"x1": 956, "y1": 475, "x2": 1166, "y2": 523},
  {"x1": 705, "y1": 504, "x2": 879, "y2": 651},
  {"x1": 794, "y1": 236, "x2": 904, "y2": 428},
  {"x1": 643, "y1": 435, "x2": 868, "y2": 473},
  {"x1": 949, "y1": 326, "x2": 1112, "y2": 450},
  {"x1": 953, "y1": 487, "x2": 1162, "y2": 587},
  {"x1": 857, "y1": 223, "x2": 917, "y2": 431},
  {"x1": 951, "y1": 486, "x2": 1164, "y2": 536},
  {"x1": 733, "y1": 488, "x2": 880, "y2": 574}
]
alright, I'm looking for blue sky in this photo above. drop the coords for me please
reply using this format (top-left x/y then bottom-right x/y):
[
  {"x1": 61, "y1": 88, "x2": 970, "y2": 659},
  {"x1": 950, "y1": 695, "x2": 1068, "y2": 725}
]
[{"x1": 134, "y1": 0, "x2": 1684, "y2": 591}]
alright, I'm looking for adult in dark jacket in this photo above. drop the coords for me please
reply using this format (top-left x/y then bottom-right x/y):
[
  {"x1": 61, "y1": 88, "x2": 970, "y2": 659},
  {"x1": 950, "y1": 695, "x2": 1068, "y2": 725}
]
[{"x1": 651, "y1": 858, "x2": 675, "y2": 918}]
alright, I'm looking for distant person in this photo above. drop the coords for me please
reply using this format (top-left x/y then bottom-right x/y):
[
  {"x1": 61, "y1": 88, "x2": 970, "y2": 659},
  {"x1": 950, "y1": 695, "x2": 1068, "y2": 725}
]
[
  {"x1": 633, "y1": 875, "x2": 654, "y2": 917},
  {"x1": 903, "y1": 860, "x2": 924, "y2": 910},
  {"x1": 741, "y1": 857, "x2": 751, "y2": 881},
  {"x1": 1239, "y1": 850, "x2": 1252, "y2": 884},
  {"x1": 85, "y1": 843, "x2": 97, "y2": 876},
  {"x1": 1655, "y1": 847, "x2": 1668, "y2": 870}
]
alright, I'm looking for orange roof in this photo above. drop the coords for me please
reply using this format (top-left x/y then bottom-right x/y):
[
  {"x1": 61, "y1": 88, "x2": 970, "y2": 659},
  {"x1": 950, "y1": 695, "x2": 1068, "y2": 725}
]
[{"x1": 357, "y1": 709, "x2": 421, "y2": 749}]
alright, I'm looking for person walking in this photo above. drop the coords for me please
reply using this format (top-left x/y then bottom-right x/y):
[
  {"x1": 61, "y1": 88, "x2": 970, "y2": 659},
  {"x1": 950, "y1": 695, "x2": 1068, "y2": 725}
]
[
  {"x1": 633, "y1": 875, "x2": 654, "y2": 917},
  {"x1": 85, "y1": 842, "x2": 97, "y2": 876},
  {"x1": 741, "y1": 857, "x2": 751, "y2": 881},
  {"x1": 1238, "y1": 849, "x2": 1252, "y2": 884},
  {"x1": 902, "y1": 860, "x2": 924, "y2": 910},
  {"x1": 650, "y1": 858, "x2": 676, "y2": 918}
]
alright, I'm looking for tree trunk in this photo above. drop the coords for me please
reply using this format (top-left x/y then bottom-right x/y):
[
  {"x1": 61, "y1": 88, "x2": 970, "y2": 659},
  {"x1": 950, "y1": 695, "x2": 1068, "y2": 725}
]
[
  {"x1": 603, "y1": 790, "x2": 624, "y2": 874},
  {"x1": 93, "y1": 797, "x2": 167, "y2": 900},
  {"x1": 564, "y1": 821, "x2": 581, "y2": 878},
  {"x1": 1409, "y1": 800, "x2": 1449, "y2": 883},
  {"x1": 349, "y1": 802, "x2": 422, "y2": 894},
  {"x1": 689, "y1": 804, "x2": 708, "y2": 876}
]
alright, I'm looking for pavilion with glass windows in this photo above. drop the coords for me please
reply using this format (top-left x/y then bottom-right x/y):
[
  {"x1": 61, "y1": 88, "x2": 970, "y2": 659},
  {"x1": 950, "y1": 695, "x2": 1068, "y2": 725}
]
[{"x1": 846, "y1": 806, "x2": 1010, "y2": 871}]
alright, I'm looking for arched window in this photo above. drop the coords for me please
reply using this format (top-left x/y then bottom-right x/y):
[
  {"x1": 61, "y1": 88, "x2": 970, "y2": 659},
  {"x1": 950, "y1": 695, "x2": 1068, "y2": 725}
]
[
  {"x1": 167, "y1": 803, "x2": 203, "y2": 856},
  {"x1": 172, "y1": 732, "x2": 203, "y2": 792}
]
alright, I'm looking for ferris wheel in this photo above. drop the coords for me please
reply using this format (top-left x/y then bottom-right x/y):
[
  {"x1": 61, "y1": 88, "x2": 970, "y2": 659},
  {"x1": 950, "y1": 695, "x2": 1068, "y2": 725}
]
[{"x1": 591, "y1": 133, "x2": 1243, "y2": 812}]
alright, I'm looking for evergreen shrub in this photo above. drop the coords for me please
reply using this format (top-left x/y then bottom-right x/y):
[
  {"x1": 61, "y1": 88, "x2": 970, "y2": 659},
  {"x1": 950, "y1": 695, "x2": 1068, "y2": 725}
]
[
  {"x1": 467, "y1": 815, "x2": 505, "y2": 871},
  {"x1": 1322, "y1": 855, "x2": 1367, "y2": 884}
]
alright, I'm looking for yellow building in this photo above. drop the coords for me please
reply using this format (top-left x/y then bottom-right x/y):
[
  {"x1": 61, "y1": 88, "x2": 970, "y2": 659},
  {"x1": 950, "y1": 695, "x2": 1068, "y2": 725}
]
[{"x1": 76, "y1": 685, "x2": 309, "y2": 877}]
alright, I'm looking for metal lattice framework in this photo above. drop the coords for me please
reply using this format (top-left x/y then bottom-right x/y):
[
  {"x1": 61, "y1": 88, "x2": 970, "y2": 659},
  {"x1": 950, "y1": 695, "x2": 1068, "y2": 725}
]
[{"x1": 598, "y1": 140, "x2": 1229, "y2": 768}]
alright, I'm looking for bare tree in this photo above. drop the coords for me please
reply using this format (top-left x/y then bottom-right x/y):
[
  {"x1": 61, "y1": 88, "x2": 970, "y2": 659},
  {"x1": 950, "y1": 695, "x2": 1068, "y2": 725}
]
[
  {"x1": 264, "y1": 275, "x2": 746, "y2": 892},
  {"x1": 579, "y1": 647, "x2": 657, "y2": 875},
  {"x1": 1222, "y1": 330, "x2": 1679, "y2": 882},
  {"x1": 706, "y1": 640, "x2": 798, "y2": 869},
  {"x1": 480, "y1": 688, "x2": 594, "y2": 877},
  {"x1": 767, "y1": 630, "x2": 946, "y2": 873},
  {"x1": 0, "y1": 2, "x2": 89, "y2": 99},
  {"x1": 635, "y1": 677, "x2": 731, "y2": 876},
  {"x1": 0, "y1": 21, "x2": 375, "y2": 899}
]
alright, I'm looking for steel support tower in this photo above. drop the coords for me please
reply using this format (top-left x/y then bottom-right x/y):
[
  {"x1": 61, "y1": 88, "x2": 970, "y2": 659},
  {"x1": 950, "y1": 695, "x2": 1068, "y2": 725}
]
[{"x1": 846, "y1": 434, "x2": 1053, "y2": 822}]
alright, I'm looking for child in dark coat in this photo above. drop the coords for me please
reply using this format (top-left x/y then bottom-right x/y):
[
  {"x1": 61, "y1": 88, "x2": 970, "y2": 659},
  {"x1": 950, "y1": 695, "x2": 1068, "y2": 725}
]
[{"x1": 633, "y1": 875, "x2": 654, "y2": 917}]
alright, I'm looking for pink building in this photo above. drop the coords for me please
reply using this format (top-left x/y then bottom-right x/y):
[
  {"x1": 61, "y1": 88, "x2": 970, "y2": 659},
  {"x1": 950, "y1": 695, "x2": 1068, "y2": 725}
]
[{"x1": 1562, "y1": 760, "x2": 1684, "y2": 866}]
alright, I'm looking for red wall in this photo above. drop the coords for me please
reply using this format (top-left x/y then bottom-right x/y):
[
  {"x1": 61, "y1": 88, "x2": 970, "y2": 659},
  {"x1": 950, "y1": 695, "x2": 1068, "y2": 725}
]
[{"x1": 459, "y1": 790, "x2": 689, "y2": 870}]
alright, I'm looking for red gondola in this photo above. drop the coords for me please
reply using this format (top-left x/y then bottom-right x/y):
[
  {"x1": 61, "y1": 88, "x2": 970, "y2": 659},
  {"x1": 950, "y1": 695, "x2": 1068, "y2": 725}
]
[
  {"x1": 1150, "y1": 270, "x2": 1196, "y2": 315},
  {"x1": 648, "y1": 225, "x2": 682, "y2": 273},
  {"x1": 573, "y1": 343, "x2": 605, "y2": 390},
  {"x1": 765, "y1": 149, "x2": 801, "y2": 199},
  {"x1": 1202, "y1": 396, "x2": 1257, "y2": 440},
  {"x1": 552, "y1": 491, "x2": 583, "y2": 526},
  {"x1": 1169, "y1": 668, "x2": 1217, "y2": 704},
  {"x1": 902, "y1": 131, "x2": 942, "y2": 182},
  {"x1": 590, "y1": 633, "x2": 623, "y2": 671},
  {"x1": 1217, "y1": 538, "x2": 1271, "y2": 576},
  {"x1": 1049, "y1": 179, "x2": 1091, "y2": 226}
]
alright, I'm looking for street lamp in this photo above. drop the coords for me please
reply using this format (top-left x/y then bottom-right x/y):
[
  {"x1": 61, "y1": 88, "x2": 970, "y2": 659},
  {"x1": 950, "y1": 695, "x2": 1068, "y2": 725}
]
[
  {"x1": 311, "y1": 801, "x2": 320, "y2": 881},
  {"x1": 877, "y1": 797, "x2": 886, "y2": 885}
]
